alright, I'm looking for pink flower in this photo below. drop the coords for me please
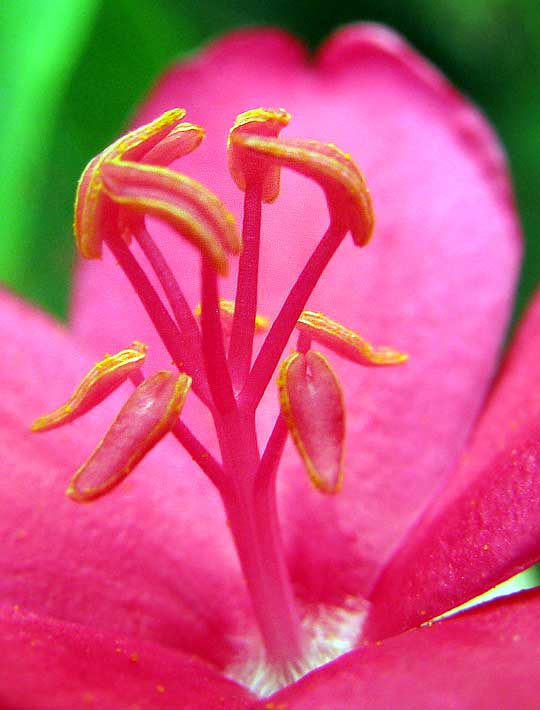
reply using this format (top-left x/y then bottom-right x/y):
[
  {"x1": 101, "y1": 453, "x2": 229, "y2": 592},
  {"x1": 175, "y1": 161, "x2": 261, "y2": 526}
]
[{"x1": 1, "y1": 24, "x2": 540, "y2": 708}]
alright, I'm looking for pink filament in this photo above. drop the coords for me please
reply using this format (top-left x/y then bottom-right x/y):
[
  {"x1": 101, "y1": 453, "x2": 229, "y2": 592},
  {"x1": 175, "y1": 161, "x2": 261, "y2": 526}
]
[
  {"x1": 228, "y1": 181, "x2": 263, "y2": 391},
  {"x1": 103, "y1": 163, "x2": 350, "y2": 674},
  {"x1": 131, "y1": 221, "x2": 208, "y2": 394},
  {"x1": 240, "y1": 222, "x2": 346, "y2": 411}
]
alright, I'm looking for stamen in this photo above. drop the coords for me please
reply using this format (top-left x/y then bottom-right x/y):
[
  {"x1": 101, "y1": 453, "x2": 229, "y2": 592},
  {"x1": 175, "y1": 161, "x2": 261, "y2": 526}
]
[
  {"x1": 67, "y1": 371, "x2": 191, "y2": 502},
  {"x1": 75, "y1": 108, "x2": 187, "y2": 259},
  {"x1": 101, "y1": 160, "x2": 238, "y2": 275},
  {"x1": 228, "y1": 110, "x2": 290, "y2": 391},
  {"x1": 297, "y1": 310, "x2": 408, "y2": 366},
  {"x1": 228, "y1": 108, "x2": 291, "y2": 202},
  {"x1": 40, "y1": 104, "x2": 409, "y2": 691},
  {"x1": 129, "y1": 220, "x2": 207, "y2": 388},
  {"x1": 229, "y1": 133, "x2": 374, "y2": 245},
  {"x1": 278, "y1": 350, "x2": 346, "y2": 494},
  {"x1": 31, "y1": 342, "x2": 147, "y2": 432},
  {"x1": 143, "y1": 122, "x2": 205, "y2": 165},
  {"x1": 241, "y1": 221, "x2": 347, "y2": 411},
  {"x1": 200, "y1": 259, "x2": 237, "y2": 415},
  {"x1": 230, "y1": 111, "x2": 374, "y2": 411}
]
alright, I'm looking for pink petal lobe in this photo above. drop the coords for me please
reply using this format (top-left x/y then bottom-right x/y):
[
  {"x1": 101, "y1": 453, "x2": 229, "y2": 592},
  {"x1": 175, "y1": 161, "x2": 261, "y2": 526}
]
[
  {"x1": 0, "y1": 289, "x2": 249, "y2": 667},
  {"x1": 0, "y1": 606, "x2": 253, "y2": 709},
  {"x1": 260, "y1": 590, "x2": 540, "y2": 709},
  {"x1": 72, "y1": 26, "x2": 521, "y2": 605},
  {"x1": 365, "y1": 293, "x2": 540, "y2": 640}
]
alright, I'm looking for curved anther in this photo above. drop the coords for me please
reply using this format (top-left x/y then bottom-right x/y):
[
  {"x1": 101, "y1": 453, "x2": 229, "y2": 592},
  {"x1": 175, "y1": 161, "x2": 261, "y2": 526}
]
[
  {"x1": 143, "y1": 122, "x2": 205, "y2": 166},
  {"x1": 74, "y1": 109, "x2": 239, "y2": 272},
  {"x1": 31, "y1": 342, "x2": 148, "y2": 432},
  {"x1": 229, "y1": 131, "x2": 374, "y2": 246},
  {"x1": 194, "y1": 298, "x2": 269, "y2": 337},
  {"x1": 278, "y1": 350, "x2": 346, "y2": 494},
  {"x1": 101, "y1": 161, "x2": 239, "y2": 275},
  {"x1": 75, "y1": 109, "x2": 186, "y2": 259},
  {"x1": 297, "y1": 311, "x2": 408, "y2": 366},
  {"x1": 228, "y1": 108, "x2": 290, "y2": 202},
  {"x1": 67, "y1": 371, "x2": 191, "y2": 502}
]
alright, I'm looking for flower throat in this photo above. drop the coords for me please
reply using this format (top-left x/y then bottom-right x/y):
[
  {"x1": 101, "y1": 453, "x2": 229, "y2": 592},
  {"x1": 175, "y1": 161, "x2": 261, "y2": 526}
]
[{"x1": 33, "y1": 107, "x2": 407, "y2": 693}]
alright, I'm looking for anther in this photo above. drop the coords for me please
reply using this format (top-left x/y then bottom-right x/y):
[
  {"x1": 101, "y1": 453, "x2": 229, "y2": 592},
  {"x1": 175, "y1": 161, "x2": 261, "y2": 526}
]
[
  {"x1": 194, "y1": 299, "x2": 269, "y2": 337},
  {"x1": 67, "y1": 371, "x2": 191, "y2": 502},
  {"x1": 101, "y1": 161, "x2": 239, "y2": 275},
  {"x1": 229, "y1": 120, "x2": 374, "y2": 245},
  {"x1": 74, "y1": 109, "x2": 239, "y2": 275},
  {"x1": 31, "y1": 342, "x2": 148, "y2": 432},
  {"x1": 296, "y1": 311, "x2": 408, "y2": 366},
  {"x1": 228, "y1": 108, "x2": 291, "y2": 202},
  {"x1": 278, "y1": 350, "x2": 346, "y2": 494},
  {"x1": 75, "y1": 109, "x2": 187, "y2": 259},
  {"x1": 143, "y1": 122, "x2": 205, "y2": 165}
]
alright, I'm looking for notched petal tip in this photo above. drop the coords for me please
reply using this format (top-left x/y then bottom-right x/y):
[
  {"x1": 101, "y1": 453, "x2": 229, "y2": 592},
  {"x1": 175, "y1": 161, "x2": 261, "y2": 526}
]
[
  {"x1": 67, "y1": 370, "x2": 191, "y2": 502},
  {"x1": 31, "y1": 341, "x2": 148, "y2": 432},
  {"x1": 297, "y1": 311, "x2": 407, "y2": 367},
  {"x1": 228, "y1": 107, "x2": 291, "y2": 203},
  {"x1": 278, "y1": 350, "x2": 345, "y2": 494},
  {"x1": 231, "y1": 133, "x2": 375, "y2": 245}
]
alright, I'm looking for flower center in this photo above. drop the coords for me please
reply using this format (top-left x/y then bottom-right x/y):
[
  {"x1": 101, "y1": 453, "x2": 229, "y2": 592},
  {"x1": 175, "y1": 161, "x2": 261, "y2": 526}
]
[{"x1": 34, "y1": 107, "x2": 407, "y2": 693}]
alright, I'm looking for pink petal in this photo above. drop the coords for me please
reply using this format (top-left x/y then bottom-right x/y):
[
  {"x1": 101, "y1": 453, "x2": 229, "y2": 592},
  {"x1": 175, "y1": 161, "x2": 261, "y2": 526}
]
[
  {"x1": 365, "y1": 293, "x2": 540, "y2": 640},
  {"x1": 261, "y1": 590, "x2": 540, "y2": 709},
  {"x1": 0, "y1": 289, "x2": 250, "y2": 667},
  {"x1": 0, "y1": 605, "x2": 253, "y2": 709},
  {"x1": 73, "y1": 25, "x2": 520, "y2": 608}
]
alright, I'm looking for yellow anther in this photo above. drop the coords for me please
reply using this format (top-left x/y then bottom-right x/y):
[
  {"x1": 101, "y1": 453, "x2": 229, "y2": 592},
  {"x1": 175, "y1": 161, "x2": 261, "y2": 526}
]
[
  {"x1": 194, "y1": 299, "x2": 269, "y2": 335},
  {"x1": 296, "y1": 311, "x2": 408, "y2": 366},
  {"x1": 31, "y1": 342, "x2": 148, "y2": 432},
  {"x1": 230, "y1": 130, "x2": 375, "y2": 246},
  {"x1": 73, "y1": 110, "x2": 241, "y2": 274},
  {"x1": 228, "y1": 108, "x2": 291, "y2": 203},
  {"x1": 67, "y1": 371, "x2": 191, "y2": 502},
  {"x1": 74, "y1": 109, "x2": 187, "y2": 259},
  {"x1": 101, "y1": 160, "x2": 239, "y2": 275},
  {"x1": 278, "y1": 350, "x2": 345, "y2": 494},
  {"x1": 143, "y1": 122, "x2": 205, "y2": 165}
]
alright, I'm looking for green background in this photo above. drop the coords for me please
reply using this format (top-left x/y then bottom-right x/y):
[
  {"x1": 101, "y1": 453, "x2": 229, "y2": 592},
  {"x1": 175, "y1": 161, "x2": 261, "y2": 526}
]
[{"x1": 1, "y1": 0, "x2": 538, "y2": 319}]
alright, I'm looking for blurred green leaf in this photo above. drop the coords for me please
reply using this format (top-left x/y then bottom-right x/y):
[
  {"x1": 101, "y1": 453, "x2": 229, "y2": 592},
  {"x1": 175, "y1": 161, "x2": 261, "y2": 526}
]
[
  {"x1": 0, "y1": 0, "x2": 101, "y2": 287},
  {"x1": 24, "y1": 0, "x2": 201, "y2": 316},
  {"x1": 7, "y1": 0, "x2": 538, "y2": 318}
]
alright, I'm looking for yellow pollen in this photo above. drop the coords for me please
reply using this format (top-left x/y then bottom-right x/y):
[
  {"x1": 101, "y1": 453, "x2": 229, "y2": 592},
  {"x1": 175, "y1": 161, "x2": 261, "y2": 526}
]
[
  {"x1": 297, "y1": 310, "x2": 408, "y2": 367},
  {"x1": 31, "y1": 342, "x2": 148, "y2": 432},
  {"x1": 194, "y1": 299, "x2": 269, "y2": 334}
]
